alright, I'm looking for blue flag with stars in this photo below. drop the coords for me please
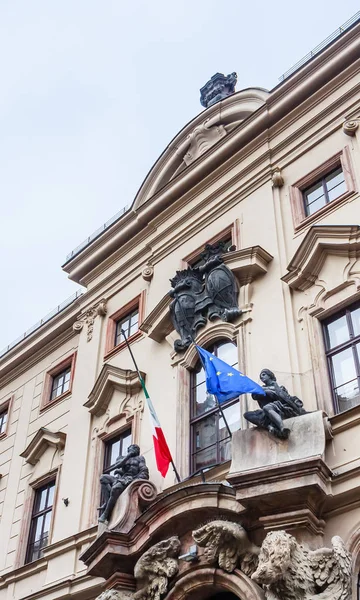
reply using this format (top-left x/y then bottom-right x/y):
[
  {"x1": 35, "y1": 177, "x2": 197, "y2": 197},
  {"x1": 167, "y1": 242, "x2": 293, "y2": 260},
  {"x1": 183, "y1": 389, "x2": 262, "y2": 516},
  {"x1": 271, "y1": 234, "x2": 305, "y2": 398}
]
[{"x1": 196, "y1": 345, "x2": 265, "y2": 403}]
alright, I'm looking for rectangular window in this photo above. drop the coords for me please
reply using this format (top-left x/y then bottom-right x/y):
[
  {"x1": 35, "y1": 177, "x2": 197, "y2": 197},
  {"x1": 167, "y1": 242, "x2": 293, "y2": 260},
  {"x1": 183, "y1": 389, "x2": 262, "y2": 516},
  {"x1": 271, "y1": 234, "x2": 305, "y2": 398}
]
[
  {"x1": 103, "y1": 430, "x2": 132, "y2": 475},
  {"x1": 26, "y1": 481, "x2": 55, "y2": 564},
  {"x1": 289, "y1": 147, "x2": 356, "y2": 229},
  {"x1": 323, "y1": 303, "x2": 360, "y2": 413},
  {"x1": 0, "y1": 407, "x2": 8, "y2": 434},
  {"x1": 41, "y1": 353, "x2": 76, "y2": 410},
  {"x1": 50, "y1": 367, "x2": 71, "y2": 401},
  {"x1": 105, "y1": 293, "x2": 144, "y2": 357},
  {"x1": 114, "y1": 309, "x2": 139, "y2": 347},
  {"x1": 190, "y1": 341, "x2": 240, "y2": 474},
  {"x1": 303, "y1": 167, "x2": 346, "y2": 216}
]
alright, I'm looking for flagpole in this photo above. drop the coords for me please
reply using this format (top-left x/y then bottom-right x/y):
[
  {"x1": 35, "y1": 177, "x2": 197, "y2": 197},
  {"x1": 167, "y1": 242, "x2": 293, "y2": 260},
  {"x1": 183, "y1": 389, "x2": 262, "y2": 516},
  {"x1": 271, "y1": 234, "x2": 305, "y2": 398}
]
[{"x1": 120, "y1": 329, "x2": 181, "y2": 483}]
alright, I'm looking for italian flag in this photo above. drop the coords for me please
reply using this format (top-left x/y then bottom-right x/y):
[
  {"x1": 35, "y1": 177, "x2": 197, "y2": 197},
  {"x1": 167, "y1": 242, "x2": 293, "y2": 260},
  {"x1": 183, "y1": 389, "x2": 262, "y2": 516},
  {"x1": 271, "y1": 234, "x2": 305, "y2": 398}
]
[{"x1": 140, "y1": 378, "x2": 173, "y2": 477}]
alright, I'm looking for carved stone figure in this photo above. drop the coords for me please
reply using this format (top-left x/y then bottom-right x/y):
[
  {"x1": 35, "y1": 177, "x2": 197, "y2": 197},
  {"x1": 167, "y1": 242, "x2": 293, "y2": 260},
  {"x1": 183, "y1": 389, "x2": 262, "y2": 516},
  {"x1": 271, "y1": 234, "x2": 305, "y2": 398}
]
[
  {"x1": 169, "y1": 242, "x2": 241, "y2": 352},
  {"x1": 134, "y1": 537, "x2": 181, "y2": 600},
  {"x1": 192, "y1": 520, "x2": 260, "y2": 575},
  {"x1": 200, "y1": 72, "x2": 237, "y2": 108},
  {"x1": 96, "y1": 591, "x2": 133, "y2": 600},
  {"x1": 244, "y1": 369, "x2": 306, "y2": 439},
  {"x1": 251, "y1": 531, "x2": 352, "y2": 600},
  {"x1": 98, "y1": 444, "x2": 149, "y2": 523}
]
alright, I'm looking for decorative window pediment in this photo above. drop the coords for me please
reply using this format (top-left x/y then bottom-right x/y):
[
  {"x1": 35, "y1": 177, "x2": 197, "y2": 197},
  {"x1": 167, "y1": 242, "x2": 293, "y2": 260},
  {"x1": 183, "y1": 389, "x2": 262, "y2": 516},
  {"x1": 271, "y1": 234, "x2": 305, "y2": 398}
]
[
  {"x1": 20, "y1": 428, "x2": 66, "y2": 465},
  {"x1": 282, "y1": 225, "x2": 360, "y2": 291},
  {"x1": 84, "y1": 363, "x2": 144, "y2": 416},
  {"x1": 140, "y1": 245, "x2": 273, "y2": 343}
]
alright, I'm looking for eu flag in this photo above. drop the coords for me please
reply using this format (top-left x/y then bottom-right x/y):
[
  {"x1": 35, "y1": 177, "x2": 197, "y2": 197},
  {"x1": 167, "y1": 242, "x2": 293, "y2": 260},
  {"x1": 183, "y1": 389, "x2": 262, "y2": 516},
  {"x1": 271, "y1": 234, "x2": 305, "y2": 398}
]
[{"x1": 196, "y1": 345, "x2": 265, "y2": 403}]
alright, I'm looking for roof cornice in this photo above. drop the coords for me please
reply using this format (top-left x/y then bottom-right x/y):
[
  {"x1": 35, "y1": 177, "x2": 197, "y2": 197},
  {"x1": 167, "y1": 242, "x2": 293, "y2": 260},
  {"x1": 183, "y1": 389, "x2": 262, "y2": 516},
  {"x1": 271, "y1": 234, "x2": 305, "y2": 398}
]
[{"x1": 62, "y1": 23, "x2": 360, "y2": 285}]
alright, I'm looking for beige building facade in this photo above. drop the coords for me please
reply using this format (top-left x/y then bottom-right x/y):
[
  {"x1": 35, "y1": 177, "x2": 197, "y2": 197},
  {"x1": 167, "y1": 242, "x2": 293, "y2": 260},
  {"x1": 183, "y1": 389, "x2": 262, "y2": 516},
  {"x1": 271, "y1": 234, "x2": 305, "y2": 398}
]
[{"x1": 1, "y1": 17, "x2": 360, "y2": 600}]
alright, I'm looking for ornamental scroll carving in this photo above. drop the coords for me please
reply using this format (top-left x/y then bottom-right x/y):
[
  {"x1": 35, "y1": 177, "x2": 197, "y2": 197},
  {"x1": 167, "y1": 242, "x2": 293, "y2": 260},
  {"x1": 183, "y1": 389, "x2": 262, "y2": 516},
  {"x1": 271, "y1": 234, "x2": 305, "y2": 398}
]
[
  {"x1": 73, "y1": 298, "x2": 107, "y2": 342},
  {"x1": 169, "y1": 242, "x2": 241, "y2": 352},
  {"x1": 134, "y1": 537, "x2": 181, "y2": 600},
  {"x1": 193, "y1": 521, "x2": 352, "y2": 600},
  {"x1": 96, "y1": 592, "x2": 133, "y2": 600}
]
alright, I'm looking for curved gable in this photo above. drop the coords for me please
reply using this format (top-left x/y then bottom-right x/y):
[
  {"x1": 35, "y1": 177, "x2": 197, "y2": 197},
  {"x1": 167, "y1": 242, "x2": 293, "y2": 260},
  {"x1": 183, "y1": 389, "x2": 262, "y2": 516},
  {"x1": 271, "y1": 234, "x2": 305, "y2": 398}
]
[{"x1": 133, "y1": 88, "x2": 269, "y2": 209}]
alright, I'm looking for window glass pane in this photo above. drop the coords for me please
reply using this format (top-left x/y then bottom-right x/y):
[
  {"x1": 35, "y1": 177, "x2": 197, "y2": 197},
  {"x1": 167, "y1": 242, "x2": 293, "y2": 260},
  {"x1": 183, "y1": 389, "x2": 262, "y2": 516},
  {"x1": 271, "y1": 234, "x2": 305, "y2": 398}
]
[
  {"x1": 196, "y1": 367, "x2": 205, "y2": 386},
  {"x1": 327, "y1": 180, "x2": 346, "y2": 202},
  {"x1": 47, "y1": 483, "x2": 55, "y2": 508},
  {"x1": 220, "y1": 403, "x2": 241, "y2": 438},
  {"x1": 325, "y1": 168, "x2": 344, "y2": 189},
  {"x1": 331, "y1": 348, "x2": 357, "y2": 387},
  {"x1": 217, "y1": 342, "x2": 238, "y2": 367},
  {"x1": 34, "y1": 515, "x2": 44, "y2": 541},
  {"x1": 193, "y1": 414, "x2": 217, "y2": 451},
  {"x1": 219, "y1": 437, "x2": 232, "y2": 463},
  {"x1": 304, "y1": 181, "x2": 324, "y2": 205},
  {"x1": 193, "y1": 444, "x2": 217, "y2": 471},
  {"x1": 351, "y1": 307, "x2": 360, "y2": 337},
  {"x1": 130, "y1": 322, "x2": 138, "y2": 336},
  {"x1": 335, "y1": 379, "x2": 360, "y2": 413},
  {"x1": 38, "y1": 488, "x2": 48, "y2": 511},
  {"x1": 194, "y1": 383, "x2": 217, "y2": 416},
  {"x1": 305, "y1": 194, "x2": 326, "y2": 215},
  {"x1": 121, "y1": 431, "x2": 132, "y2": 455},
  {"x1": 110, "y1": 440, "x2": 121, "y2": 466},
  {"x1": 326, "y1": 315, "x2": 349, "y2": 349},
  {"x1": 0, "y1": 410, "x2": 7, "y2": 433},
  {"x1": 43, "y1": 511, "x2": 52, "y2": 535},
  {"x1": 130, "y1": 311, "x2": 139, "y2": 326}
]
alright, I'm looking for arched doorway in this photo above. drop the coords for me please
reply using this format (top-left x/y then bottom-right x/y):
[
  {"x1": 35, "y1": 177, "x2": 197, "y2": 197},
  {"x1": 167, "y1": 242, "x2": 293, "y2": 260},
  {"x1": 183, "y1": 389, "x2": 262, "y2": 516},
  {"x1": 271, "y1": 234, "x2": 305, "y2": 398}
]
[{"x1": 208, "y1": 594, "x2": 239, "y2": 600}]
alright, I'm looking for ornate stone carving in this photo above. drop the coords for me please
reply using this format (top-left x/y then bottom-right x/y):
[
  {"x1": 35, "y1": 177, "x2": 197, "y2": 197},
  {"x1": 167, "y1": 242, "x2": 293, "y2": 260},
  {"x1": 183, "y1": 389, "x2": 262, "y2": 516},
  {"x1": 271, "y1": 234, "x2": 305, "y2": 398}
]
[
  {"x1": 244, "y1": 368, "x2": 306, "y2": 439},
  {"x1": 252, "y1": 531, "x2": 352, "y2": 600},
  {"x1": 142, "y1": 264, "x2": 154, "y2": 282},
  {"x1": 134, "y1": 537, "x2": 181, "y2": 600},
  {"x1": 97, "y1": 591, "x2": 133, "y2": 600},
  {"x1": 192, "y1": 520, "x2": 259, "y2": 575},
  {"x1": 271, "y1": 168, "x2": 284, "y2": 188},
  {"x1": 342, "y1": 119, "x2": 359, "y2": 136},
  {"x1": 73, "y1": 298, "x2": 107, "y2": 341},
  {"x1": 98, "y1": 444, "x2": 149, "y2": 523},
  {"x1": 183, "y1": 121, "x2": 227, "y2": 166},
  {"x1": 169, "y1": 242, "x2": 241, "y2": 352},
  {"x1": 200, "y1": 72, "x2": 237, "y2": 108}
]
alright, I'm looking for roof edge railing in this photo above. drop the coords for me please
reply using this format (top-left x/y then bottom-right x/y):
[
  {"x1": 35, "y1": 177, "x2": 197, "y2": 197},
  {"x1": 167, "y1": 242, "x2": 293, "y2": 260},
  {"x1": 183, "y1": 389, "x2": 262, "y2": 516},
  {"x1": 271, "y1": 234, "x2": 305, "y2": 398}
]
[
  {"x1": 64, "y1": 204, "x2": 129, "y2": 263},
  {"x1": 279, "y1": 11, "x2": 360, "y2": 82},
  {"x1": 0, "y1": 289, "x2": 83, "y2": 359}
]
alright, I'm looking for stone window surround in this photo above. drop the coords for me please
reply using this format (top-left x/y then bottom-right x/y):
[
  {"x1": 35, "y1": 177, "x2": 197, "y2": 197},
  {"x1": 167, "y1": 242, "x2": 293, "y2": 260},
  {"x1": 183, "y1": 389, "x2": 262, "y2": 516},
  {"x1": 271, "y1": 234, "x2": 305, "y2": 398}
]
[
  {"x1": 40, "y1": 352, "x2": 77, "y2": 412},
  {"x1": 181, "y1": 221, "x2": 240, "y2": 268},
  {"x1": 104, "y1": 291, "x2": 145, "y2": 359},
  {"x1": 15, "y1": 468, "x2": 60, "y2": 568},
  {"x1": 289, "y1": 146, "x2": 356, "y2": 231},
  {"x1": 0, "y1": 396, "x2": 13, "y2": 439},
  {"x1": 89, "y1": 422, "x2": 134, "y2": 526}
]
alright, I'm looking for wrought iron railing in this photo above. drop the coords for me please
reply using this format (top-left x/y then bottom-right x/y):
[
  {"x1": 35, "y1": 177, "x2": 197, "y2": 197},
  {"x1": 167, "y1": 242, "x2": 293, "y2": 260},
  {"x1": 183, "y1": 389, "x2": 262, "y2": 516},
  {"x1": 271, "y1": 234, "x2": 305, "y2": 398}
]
[
  {"x1": 64, "y1": 204, "x2": 129, "y2": 263},
  {"x1": 279, "y1": 11, "x2": 360, "y2": 82}
]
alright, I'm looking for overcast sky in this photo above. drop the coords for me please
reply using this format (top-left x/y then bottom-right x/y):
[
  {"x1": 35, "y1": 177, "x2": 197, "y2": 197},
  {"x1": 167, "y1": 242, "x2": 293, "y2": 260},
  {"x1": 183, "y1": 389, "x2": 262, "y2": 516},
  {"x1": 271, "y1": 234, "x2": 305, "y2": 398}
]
[{"x1": 0, "y1": 1, "x2": 359, "y2": 352}]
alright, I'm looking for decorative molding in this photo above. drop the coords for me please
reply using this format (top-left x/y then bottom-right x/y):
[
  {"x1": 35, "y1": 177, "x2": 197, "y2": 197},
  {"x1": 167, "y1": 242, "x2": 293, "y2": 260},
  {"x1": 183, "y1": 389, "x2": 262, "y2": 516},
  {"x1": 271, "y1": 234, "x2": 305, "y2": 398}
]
[
  {"x1": 142, "y1": 263, "x2": 154, "y2": 282},
  {"x1": 183, "y1": 120, "x2": 227, "y2": 166},
  {"x1": 84, "y1": 363, "x2": 144, "y2": 416},
  {"x1": 282, "y1": 225, "x2": 360, "y2": 291},
  {"x1": 73, "y1": 298, "x2": 107, "y2": 341},
  {"x1": 20, "y1": 428, "x2": 67, "y2": 465},
  {"x1": 271, "y1": 168, "x2": 284, "y2": 188},
  {"x1": 140, "y1": 246, "x2": 272, "y2": 344},
  {"x1": 343, "y1": 119, "x2": 359, "y2": 136},
  {"x1": 134, "y1": 537, "x2": 181, "y2": 600}
]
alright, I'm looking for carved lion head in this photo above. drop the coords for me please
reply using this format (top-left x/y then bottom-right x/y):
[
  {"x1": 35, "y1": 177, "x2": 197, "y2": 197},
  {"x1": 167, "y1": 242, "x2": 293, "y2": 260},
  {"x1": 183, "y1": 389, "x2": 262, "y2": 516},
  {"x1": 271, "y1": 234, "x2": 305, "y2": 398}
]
[{"x1": 252, "y1": 531, "x2": 297, "y2": 585}]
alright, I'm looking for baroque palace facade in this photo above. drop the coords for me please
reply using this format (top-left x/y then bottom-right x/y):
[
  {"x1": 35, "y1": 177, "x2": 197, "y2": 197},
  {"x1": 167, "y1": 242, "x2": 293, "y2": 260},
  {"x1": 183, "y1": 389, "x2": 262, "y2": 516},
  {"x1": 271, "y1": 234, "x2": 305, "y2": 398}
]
[{"x1": 1, "y1": 16, "x2": 360, "y2": 600}]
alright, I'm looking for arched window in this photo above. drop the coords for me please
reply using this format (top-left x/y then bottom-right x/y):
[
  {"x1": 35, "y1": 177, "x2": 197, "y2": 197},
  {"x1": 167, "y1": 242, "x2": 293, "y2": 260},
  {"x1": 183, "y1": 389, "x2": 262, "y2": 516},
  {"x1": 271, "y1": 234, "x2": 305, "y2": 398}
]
[{"x1": 190, "y1": 340, "x2": 241, "y2": 474}]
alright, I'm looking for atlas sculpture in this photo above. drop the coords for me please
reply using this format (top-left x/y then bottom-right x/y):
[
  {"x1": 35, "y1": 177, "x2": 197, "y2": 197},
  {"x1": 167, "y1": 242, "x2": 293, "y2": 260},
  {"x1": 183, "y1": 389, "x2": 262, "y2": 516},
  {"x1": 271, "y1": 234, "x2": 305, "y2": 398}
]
[{"x1": 98, "y1": 444, "x2": 149, "y2": 523}]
